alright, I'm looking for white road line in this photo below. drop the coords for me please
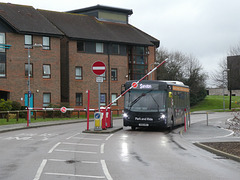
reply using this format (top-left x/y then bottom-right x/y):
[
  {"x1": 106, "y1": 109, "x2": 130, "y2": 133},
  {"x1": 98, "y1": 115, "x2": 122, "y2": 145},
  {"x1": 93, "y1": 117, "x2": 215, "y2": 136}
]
[
  {"x1": 101, "y1": 143, "x2": 105, "y2": 154},
  {"x1": 48, "y1": 142, "x2": 61, "y2": 153},
  {"x1": 48, "y1": 159, "x2": 99, "y2": 164},
  {"x1": 33, "y1": 159, "x2": 47, "y2": 180},
  {"x1": 101, "y1": 160, "x2": 113, "y2": 180},
  {"x1": 105, "y1": 134, "x2": 114, "y2": 141},
  {"x1": 71, "y1": 137, "x2": 103, "y2": 141},
  {"x1": 55, "y1": 149, "x2": 97, "y2": 154},
  {"x1": 61, "y1": 142, "x2": 99, "y2": 146},
  {"x1": 66, "y1": 133, "x2": 80, "y2": 140},
  {"x1": 45, "y1": 172, "x2": 105, "y2": 179},
  {"x1": 81, "y1": 133, "x2": 109, "y2": 137}
]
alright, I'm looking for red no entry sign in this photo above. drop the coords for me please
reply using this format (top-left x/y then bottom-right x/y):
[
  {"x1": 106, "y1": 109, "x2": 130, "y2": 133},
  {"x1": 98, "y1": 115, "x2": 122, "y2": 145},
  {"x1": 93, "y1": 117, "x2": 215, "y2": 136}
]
[
  {"x1": 92, "y1": 61, "x2": 106, "y2": 75},
  {"x1": 60, "y1": 106, "x2": 67, "y2": 113},
  {"x1": 132, "y1": 82, "x2": 138, "y2": 88}
]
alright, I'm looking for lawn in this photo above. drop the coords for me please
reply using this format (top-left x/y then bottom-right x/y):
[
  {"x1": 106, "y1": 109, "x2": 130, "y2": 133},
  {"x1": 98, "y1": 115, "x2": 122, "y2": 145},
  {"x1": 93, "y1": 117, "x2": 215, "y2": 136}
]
[{"x1": 191, "y1": 95, "x2": 240, "y2": 112}]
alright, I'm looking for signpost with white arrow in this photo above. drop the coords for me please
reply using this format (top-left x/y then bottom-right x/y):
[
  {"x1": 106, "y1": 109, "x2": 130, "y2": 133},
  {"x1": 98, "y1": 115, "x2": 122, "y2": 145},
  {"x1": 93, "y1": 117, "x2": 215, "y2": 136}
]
[{"x1": 92, "y1": 61, "x2": 106, "y2": 112}]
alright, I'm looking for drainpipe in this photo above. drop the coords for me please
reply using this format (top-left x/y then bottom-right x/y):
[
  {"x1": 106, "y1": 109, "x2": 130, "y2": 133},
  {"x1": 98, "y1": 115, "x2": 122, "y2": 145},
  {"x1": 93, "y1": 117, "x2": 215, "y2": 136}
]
[{"x1": 108, "y1": 43, "x2": 111, "y2": 104}]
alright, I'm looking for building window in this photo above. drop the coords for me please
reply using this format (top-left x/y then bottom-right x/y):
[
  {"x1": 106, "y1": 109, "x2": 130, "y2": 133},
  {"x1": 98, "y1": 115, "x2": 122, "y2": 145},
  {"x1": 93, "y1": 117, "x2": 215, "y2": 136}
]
[
  {"x1": 100, "y1": 93, "x2": 106, "y2": 106},
  {"x1": 76, "y1": 93, "x2": 83, "y2": 106},
  {"x1": 0, "y1": 62, "x2": 5, "y2": 77},
  {"x1": 100, "y1": 71, "x2": 106, "y2": 81},
  {"x1": 0, "y1": 33, "x2": 5, "y2": 53},
  {"x1": 111, "y1": 93, "x2": 117, "y2": 106},
  {"x1": 128, "y1": 46, "x2": 148, "y2": 80},
  {"x1": 77, "y1": 41, "x2": 85, "y2": 52},
  {"x1": 43, "y1": 93, "x2": 51, "y2": 107},
  {"x1": 43, "y1": 64, "x2": 51, "y2": 78},
  {"x1": 112, "y1": 44, "x2": 119, "y2": 54},
  {"x1": 43, "y1": 36, "x2": 50, "y2": 50},
  {"x1": 24, "y1": 35, "x2": 32, "y2": 48},
  {"x1": 96, "y1": 43, "x2": 104, "y2": 53},
  {"x1": 75, "y1": 66, "x2": 82, "y2": 80},
  {"x1": 25, "y1": 63, "x2": 33, "y2": 77},
  {"x1": 111, "y1": 68, "x2": 117, "y2": 81}
]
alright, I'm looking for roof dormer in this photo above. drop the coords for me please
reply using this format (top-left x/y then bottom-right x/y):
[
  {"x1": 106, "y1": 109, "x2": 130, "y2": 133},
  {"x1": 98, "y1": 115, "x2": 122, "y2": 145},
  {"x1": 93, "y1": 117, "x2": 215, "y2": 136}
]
[{"x1": 67, "y1": 4, "x2": 133, "y2": 24}]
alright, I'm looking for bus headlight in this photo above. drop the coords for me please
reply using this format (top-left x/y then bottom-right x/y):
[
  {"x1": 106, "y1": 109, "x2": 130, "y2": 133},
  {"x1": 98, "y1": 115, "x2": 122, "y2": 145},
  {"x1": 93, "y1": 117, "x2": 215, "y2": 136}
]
[
  {"x1": 123, "y1": 113, "x2": 128, "y2": 118},
  {"x1": 160, "y1": 114, "x2": 166, "y2": 119}
]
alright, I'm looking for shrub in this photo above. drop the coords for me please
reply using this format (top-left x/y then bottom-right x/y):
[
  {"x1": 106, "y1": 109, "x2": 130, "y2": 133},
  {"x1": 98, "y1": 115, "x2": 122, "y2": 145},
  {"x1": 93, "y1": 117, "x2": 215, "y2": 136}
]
[
  {"x1": 11, "y1": 101, "x2": 22, "y2": 110},
  {"x1": 0, "y1": 99, "x2": 12, "y2": 111}
]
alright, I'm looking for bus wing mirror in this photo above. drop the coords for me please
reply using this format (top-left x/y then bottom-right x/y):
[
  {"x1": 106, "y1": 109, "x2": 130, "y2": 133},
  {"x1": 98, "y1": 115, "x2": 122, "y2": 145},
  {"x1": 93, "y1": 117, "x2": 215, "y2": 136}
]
[{"x1": 169, "y1": 92, "x2": 173, "y2": 98}]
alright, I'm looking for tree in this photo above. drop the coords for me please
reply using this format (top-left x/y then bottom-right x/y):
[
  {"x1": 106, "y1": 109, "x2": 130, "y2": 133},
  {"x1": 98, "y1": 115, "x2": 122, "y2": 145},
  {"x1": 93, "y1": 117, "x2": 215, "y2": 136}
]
[
  {"x1": 156, "y1": 47, "x2": 207, "y2": 106},
  {"x1": 210, "y1": 58, "x2": 227, "y2": 88},
  {"x1": 210, "y1": 42, "x2": 240, "y2": 88}
]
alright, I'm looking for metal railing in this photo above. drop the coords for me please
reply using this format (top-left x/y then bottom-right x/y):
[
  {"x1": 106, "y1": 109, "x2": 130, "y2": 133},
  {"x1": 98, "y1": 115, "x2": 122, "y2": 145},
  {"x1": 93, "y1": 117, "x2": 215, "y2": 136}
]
[{"x1": 0, "y1": 109, "x2": 123, "y2": 122}]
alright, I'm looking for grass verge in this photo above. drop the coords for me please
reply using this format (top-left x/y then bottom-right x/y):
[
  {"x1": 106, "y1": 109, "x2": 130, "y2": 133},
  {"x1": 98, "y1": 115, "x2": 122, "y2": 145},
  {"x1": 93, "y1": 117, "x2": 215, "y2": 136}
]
[{"x1": 191, "y1": 95, "x2": 240, "y2": 112}]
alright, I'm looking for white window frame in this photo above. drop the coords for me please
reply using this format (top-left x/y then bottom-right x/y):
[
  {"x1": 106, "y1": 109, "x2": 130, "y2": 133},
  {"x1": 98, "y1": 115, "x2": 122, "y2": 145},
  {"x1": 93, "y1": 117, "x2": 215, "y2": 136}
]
[
  {"x1": 75, "y1": 66, "x2": 83, "y2": 80},
  {"x1": 43, "y1": 36, "x2": 50, "y2": 50},
  {"x1": 96, "y1": 43, "x2": 104, "y2": 53},
  {"x1": 43, "y1": 64, "x2": 51, "y2": 79},
  {"x1": 24, "y1": 35, "x2": 32, "y2": 48},
  {"x1": 43, "y1": 93, "x2": 51, "y2": 107},
  {"x1": 111, "y1": 93, "x2": 117, "y2": 106},
  {"x1": 0, "y1": 33, "x2": 5, "y2": 52},
  {"x1": 0, "y1": 62, "x2": 5, "y2": 77}
]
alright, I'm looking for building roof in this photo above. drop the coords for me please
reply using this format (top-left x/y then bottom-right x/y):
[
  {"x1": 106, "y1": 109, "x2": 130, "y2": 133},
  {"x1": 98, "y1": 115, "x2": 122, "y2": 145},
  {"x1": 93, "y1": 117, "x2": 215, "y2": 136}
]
[
  {"x1": 0, "y1": 3, "x2": 63, "y2": 36},
  {"x1": 0, "y1": 3, "x2": 159, "y2": 46},
  {"x1": 68, "y1": 4, "x2": 133, "y2": 16},
  {"x1": 39, "y1": 9, "x2": 159, "y2": 47}
]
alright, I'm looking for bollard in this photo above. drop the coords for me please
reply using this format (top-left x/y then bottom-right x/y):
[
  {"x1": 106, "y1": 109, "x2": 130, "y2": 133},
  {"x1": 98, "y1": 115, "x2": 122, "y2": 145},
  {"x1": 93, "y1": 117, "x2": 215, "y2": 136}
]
[
  {"x1": 206, "y1": 112, "x2": 208, "y2": 126},
  {"x1": 94, "y1": 112, "x2": 103, "y2": 131},
  {"x1": 184, "y1": 113, "x2": 187, "y2": 132}
]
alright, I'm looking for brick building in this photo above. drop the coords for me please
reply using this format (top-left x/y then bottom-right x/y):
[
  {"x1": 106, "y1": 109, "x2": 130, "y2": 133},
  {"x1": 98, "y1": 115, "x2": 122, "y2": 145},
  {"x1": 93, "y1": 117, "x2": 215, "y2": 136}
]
[{"x1": 0, "y1": 3, "x2": 160, "y2": 109}]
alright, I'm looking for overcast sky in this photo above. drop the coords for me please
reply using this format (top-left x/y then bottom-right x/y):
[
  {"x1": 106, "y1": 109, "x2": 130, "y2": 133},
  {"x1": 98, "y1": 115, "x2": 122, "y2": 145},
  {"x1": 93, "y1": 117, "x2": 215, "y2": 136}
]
[{"x1": 1, "y1": 0, "x2": 240, "y2": 84}]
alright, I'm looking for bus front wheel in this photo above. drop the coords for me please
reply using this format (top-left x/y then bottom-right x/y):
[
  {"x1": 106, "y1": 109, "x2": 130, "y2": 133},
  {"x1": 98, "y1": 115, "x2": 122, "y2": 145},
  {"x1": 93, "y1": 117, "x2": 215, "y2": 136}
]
[{"x1": 131, "y1": 126, "x2": 136, "y2": 130}]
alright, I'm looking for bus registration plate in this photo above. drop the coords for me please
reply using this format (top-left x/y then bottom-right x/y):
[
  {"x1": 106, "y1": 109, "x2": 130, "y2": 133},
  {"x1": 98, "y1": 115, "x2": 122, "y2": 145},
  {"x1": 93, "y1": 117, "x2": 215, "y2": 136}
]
[{"x1": 139, "y1": 123, "x2": 149, "y2": 127}]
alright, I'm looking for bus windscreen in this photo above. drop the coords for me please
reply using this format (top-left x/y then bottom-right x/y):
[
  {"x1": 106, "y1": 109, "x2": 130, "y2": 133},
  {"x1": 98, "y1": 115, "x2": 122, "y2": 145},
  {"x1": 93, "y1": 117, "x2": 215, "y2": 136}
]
[{"x1": 125, "y1": 90, "x2": 166, "y2": 112}]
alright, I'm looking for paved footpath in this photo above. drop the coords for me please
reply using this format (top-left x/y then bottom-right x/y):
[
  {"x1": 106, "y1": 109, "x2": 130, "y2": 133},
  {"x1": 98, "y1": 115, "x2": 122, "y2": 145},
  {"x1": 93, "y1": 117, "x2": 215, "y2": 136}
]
[
  {"x1": 181, "y1": 112, "x2": 240, "y2": 143},
  {"x1": 0, "y1": 118, "x2": 123, "y2": 134},
  {"x1": 176, "y1": 112, "x2": 240, "y2": 162}
]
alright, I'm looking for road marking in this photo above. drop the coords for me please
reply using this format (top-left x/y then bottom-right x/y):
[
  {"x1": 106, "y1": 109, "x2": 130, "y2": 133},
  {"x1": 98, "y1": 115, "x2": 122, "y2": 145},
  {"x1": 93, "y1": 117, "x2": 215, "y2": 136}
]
[
  {"x1": 101, "y1": 160, "x2": 113, "y2": 180},
  {"x1": 33, "y1": 159, "x2": 47, "y2": 180},
  {"x1": 45, "y1": 172, "x2": 105, "y2": 179},
  {"x1": 71, "y1": 137, "x2": 103, "y2": 141},
  {"x1": 66, "y1": 133, "x2": 80, "y2": 140},
  {"x1": 61, "y1": 142, "x2": 99, "y2": 146},
  {"x1": 81, "y1": 133, "x2": 109, "y2": 136},
  {"x1": 48, "y1": 159, "x2": 99, "y2": 164},
  {"x1": 55, "y1": 149, "x2": 97, "y2": 154},
  {"x1": 101, "y1": 143, "x2": 105, "y2": 154},
  {"x1": 105, "y1": 134, "x2": 114, "y2": 141},
  {"x1": 5, "y1": 136, "x2": 33, "y2": 140},
  {"x1": 48, "y1": 142, "x2": 61, "y2": 153}
]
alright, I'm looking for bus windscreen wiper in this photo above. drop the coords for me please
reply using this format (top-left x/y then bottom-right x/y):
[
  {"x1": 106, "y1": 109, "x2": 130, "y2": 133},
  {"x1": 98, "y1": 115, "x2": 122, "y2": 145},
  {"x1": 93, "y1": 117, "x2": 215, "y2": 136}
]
[
  {"x1": 129, "y1": 90, "x2": 152, "y2": 109},
  {"x1": 149, "y1": 93, "x2": 160, "y2": 112}
]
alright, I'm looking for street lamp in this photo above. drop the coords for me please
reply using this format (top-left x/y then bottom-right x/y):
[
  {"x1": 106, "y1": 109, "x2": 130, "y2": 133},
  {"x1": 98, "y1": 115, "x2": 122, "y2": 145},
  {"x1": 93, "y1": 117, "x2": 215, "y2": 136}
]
[
  {"x1": 223, "y1": 69, "x2": 230, "y2": 111},
  {"x1": 27, "y1": 43, "x2": 42, "y2": 125}
]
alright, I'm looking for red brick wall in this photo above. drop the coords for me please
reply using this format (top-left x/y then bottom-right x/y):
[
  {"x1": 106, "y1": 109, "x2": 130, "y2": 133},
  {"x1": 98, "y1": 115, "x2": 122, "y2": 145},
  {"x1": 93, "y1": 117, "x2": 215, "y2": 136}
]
[
  {"x1": 68, "y1": 41, "x2": 157, "y2": 110},
  {"x1": 148, "y1": 46, "x2": 157, "y2": 80},
  {"x1": 68, "y1": 41, "x2": 128, "y2": 109},
  {"x1": 1, "y1": 32, "x2": 157, "y2": 110},
  {"x1": 0, "y1": 33, "x2": 61, "y2": 107}
]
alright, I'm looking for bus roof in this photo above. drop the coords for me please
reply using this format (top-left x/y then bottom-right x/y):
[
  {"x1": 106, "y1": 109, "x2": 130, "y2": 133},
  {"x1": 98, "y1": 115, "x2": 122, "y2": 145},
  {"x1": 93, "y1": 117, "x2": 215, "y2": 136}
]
[{"x1": 124, "y1": 80, "x2": 189, "y2": 90}]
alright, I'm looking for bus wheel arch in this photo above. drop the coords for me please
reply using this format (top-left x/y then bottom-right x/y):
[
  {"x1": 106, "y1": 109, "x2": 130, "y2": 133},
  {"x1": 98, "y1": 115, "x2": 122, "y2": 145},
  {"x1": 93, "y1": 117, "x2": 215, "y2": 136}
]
[
  {"x1": 171, "y1": 115, "x2": 174, "y2": 129},
  {"x1": 131, "y1": 126, "x2": 136, "y2": 131}
]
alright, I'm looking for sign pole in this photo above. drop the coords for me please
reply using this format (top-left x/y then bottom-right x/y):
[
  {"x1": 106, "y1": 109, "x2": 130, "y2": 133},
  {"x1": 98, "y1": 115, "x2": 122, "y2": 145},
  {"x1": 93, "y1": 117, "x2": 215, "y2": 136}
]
[
  {"x1": 98, "y1": 76, "x2": 101, "y2": 112},
  {"x1": 87, "y1": 90, "x2": 90, "y2": 131}
]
